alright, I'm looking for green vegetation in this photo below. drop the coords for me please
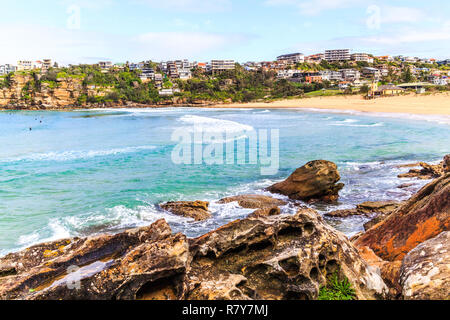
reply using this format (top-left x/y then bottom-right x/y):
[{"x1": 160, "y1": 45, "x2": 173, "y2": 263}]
[{"x1": 318, "y1": 271, "x2": 356, "y2": 301}]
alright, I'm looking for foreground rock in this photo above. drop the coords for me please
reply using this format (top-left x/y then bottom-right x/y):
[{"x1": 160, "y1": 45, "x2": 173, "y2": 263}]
[
  {"x1": 268, "y1": 160, "x2": 344, "y2": 202},
  {"x1": 398, "y1": 160, "x2": 445, "y2": 180},
  {"x1": 160, "y1": 201, "x2": 212, "y2": 221},
  {"x1": 325, "y1": 201, "x2": 402, "y2": 219},
  {"x1": 218, "y1": 194, "x2": 287, "y2": 209},
  {"x1": 355, "y1": 173, "x2": 450, "y2": 262},
  {"x1": 444, "y1": 155, "x2": 450, "y2": 173},
  {"x1": 399, "y1": 231, "x2": 449, "y2": 300},
  {"x1": 0, "y1": 210, "x2": 388, "y2": 300}
]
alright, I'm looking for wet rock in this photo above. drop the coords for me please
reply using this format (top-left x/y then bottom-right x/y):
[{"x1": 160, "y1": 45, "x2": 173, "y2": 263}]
[
  {"x1": 248, "y1": 207, "x2": 281, "y2": 218},
  {"x1": 268, "y1": 160, "x2": 344, "y2": 202},
  {"x1": 0, "y1": 220, "x2": 183, "y2": 300},
  {"x1": 398, "y1": 161, "x2": 444, "y2": 180},
  {"x1": 188, "y1": 209, "x2": 388, "y2": 300},
  {"x1": 218, "y1": 194, "x2": 286, "y2": 209},
  {"x1": 397, "y1": 183, "x2": 415, "y2": 189},
  {"x1": 399, "y1": 231, "x2": 449, "y2": 300},
  {"x1": 1, "y1": 210, "x2": 388, "y2": 300},
  {"x1": 325, "y1": 201, "x2": 402, "y2": 219},
  {"x1": 160, "y1": 201, "x2": 212, "y2": 221},
  {"x1": 355, "y1": 173, "x2": 450, "y2": 262}
]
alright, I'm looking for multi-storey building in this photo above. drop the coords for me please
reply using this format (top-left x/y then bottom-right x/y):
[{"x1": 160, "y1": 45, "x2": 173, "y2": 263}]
[
  {"x1": 319, "y1": 70, "x2": 343, "y2": 81},
  {"x1": 42, "y1": 59, "x2": 52, "y2": 71},
  {"x1": 325, "y1": 49, "x2": 350, "y2": 62},
  {"x1": 17, "y1": 60, "x2": 33, "y2": 71},
  {"x1": 341, "y1": 69, "x2": 361, "y2": 81},
  {"x1": 350, "y1": 53, "x2": 373, "y2": 63},
  {"x1": 0, "y1": 64, "x2": 17, "y2": 75},
  {"x1": 305, "y1": 54, "x2": 324, "y2": 64},
  {"x1": 140, "y1": 68, "x2": 155, "y2": 81},
  {"x1": 211, "y1": 60, "x2": 235, "y2": 72},
  {"x1": 362, "y1": 67, "x2": 382, "y2": 80},
  {"x1": 277, "y1": 53, "x2": 305, "y2": 65},
  {"x1": 98, "y1": 61, "x2": 113, "y2": 71}
]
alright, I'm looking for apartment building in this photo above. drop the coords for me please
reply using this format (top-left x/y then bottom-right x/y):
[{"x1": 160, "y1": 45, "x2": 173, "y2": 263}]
[
  {"x1": 0, "y1": 64, "x2": 17, "y2": 75},
  {"x1": 98, "y1": 61, "x2": 113, "y2": 71},
  {"x1": 211, "y1": 60, "x2": 235, "y2": 72},
  {"x1": 305, "y1": 54, "x2": 324, "y2": 64},
  {"x1": 341, "y1": 69, "x2": 361, "y2": 81},
  {"x1": 277, "y1": 53, "x2": 305, "y2": 65},
  {"x1": 362, "y1": 67, "x2": 382, "y2": 80},
  {"x1": 351, "y1": 53, "x2": 373, "y2": 63},
  {"x1": 17, "y1": 60, "x2": 33, "y2": 71},
  {"x1": 42, "y1": 59, "x2": 52, "y2": 71},
  {"x1": 140, "y1": 68, "x2": 155, "y2": 81},
  {"x1": 325, "y1": 49, "x2": 350, "y2": 62},
  {"x1": 319, "y1": 70, "x2": 343, "y2": 81}
]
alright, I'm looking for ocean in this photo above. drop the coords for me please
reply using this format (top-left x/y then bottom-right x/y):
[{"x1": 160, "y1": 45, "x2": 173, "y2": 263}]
[{"x1": 1, "y1": 107, "x2": 449, "y2": 256}]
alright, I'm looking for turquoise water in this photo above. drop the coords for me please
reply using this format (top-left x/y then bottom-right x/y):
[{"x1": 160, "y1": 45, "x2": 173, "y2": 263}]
[{"x1": 1, "y1": 107, "x2": 449, "y2": 256}]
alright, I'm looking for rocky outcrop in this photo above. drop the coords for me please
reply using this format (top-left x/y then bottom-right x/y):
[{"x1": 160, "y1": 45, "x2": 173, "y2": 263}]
[
  {"x1": 399, "y1": 231, "x2": 449, "y2": 300},
  {"x1": 0, "y1": 209, "x2": 388, "y2": 300},
  {"x1": 398, "y1": 161, "x2": 445, "y2": 180},
  {"x1": 354, "y1": 173, "x2": 450, "y2": 262},
  {"x1": 218, "y1": 194, "x2": 286, "y2": 209},
  {"x1": 326, "y1": 201, "x2": 402, "y2": 219},
  {"x1": 268, "y1": 160, "x2": 344, "y2": 202},
  {"x1": 160, "y1": 201, "x2": 212, "y2": 221}
]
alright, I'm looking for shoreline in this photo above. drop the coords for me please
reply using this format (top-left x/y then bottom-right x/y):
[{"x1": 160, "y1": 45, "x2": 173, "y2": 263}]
[{"x1": 1, "y1": 93, "x2": 449, "y2": 116}]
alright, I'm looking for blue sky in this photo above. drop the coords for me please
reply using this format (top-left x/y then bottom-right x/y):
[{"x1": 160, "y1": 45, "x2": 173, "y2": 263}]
[{"x1": 0, "y1": 0, "x2": 449, "y2": 65}]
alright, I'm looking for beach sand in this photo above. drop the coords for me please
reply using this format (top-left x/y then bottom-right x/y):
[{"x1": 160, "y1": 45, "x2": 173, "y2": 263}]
[{"x1": 206, "y1": 93, "x2": 450, "y2": 116}]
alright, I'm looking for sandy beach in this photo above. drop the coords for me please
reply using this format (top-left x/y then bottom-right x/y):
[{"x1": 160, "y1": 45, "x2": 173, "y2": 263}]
[{"x1": 207, "y1": 93, "x2": 450, "y2": 116}]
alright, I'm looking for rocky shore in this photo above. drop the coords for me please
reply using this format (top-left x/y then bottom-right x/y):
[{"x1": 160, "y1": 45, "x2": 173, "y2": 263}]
[{"x1": 0, "y1": 156, "x2": 448, "y2": 300}]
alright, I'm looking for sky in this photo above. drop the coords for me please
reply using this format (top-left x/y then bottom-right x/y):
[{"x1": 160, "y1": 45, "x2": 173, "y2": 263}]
[{"x1": 0, "y1": 0, "x2": 449, "y2": 65}]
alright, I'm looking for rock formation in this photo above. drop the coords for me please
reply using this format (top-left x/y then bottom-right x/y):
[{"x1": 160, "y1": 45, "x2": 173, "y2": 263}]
[
  {"x1": 354, "y1": 173, "x2": 450, "y2": 262},
  {"x1": 399, "y1": 231, "x2": 449, "y2": 300},
  {"x1": 160, "y1": 201, "x2": 212, "y2": 221},
  {"x1": 0, "y1": 209, "x2": 388, "y2": 300},
  {"x1": 325, "y1": 201, "x2": 402, "y2": 219},
  {"x1": 398, "y1": 161, "x2": 445, "y2": 180},
  {"x1": 268, "y1": 160, "x2": 344, "y2": 202}
]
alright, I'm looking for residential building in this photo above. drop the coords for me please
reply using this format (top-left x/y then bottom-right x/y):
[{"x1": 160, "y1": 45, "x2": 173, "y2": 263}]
[
  {"x1": 129, "y1": 62, "x2": 145, "y2": 71},
  {"x1": 437, "y1": 59, "x2": 450, "y2": 66},
  {"x1": 319, "y1": 70, "x2": 343, "y2": 81},
  {"x1": 324, "y1": 49, "x2": 350, "y2": 62},
  {"x1": 375, "y1": 84, "x2": 405, "y2": 96},
  {"x1": 0, "y1": 64, "x2": 17, "y2": 75},
  {"x1": 167, "y1": 61, "x2": 179, "y2": 78},
  {"x1": 98, "y1": 61, "x2": 113, "y2": 71},
  {"x1": 17, "y1": 60, "x2": 33, "y2": 71},
  {"x1": 277, "y1": 53, "x2": 305, "y2": 65},
  {"x1": 376, "y1": 56, "x2": 394, "y2": 62},
  {"x1": 305, "y1": 54, "x2": 324, "y2": 64},
  {"x1": 211, "y1": 60, "x2": 235, "y2": 72},
  {"x1": 42, "y1": 59, "x2": 52, "y2": 71},
  {"x1": 140, "y1": 68, "x2": 155, "y2": 81},
  {"x1": 341, "y1": 69, "x2": 360, "y2": 81},
  {"x1": 178, "y1": 69, "x2": 192, "y2": 80},
  {"x1": 304, "y1": 75, "x2": 322, "y2": 84},
  {"x1": 351, "y1": 53, "x2": 371, "y2": 63},
  {"x1": 362, "y1": 67, "x2": 381, "y2": 80}
]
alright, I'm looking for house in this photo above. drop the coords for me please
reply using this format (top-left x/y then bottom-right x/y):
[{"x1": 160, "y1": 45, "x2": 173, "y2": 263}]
[
  {"x1": 17, "y1": 60, "x2": 33, "y2": 71},
  {"x1": 305, "y1": 54, "x2": 324, "y2": 64},
  {"x1": 211, "y1": 60, "x2": 235, "y2": 72},
  {"x1": 351, "y1": 53, "x2": 372, "y2": 63},
  {"x1": 319, "y1": 70, "x2": 343, "y2": 82},
  {"x1": 140, "y1": 68, "x2": 155, "y2": 81},
  {"x1": 42, "y1": 59, "x2": 52, "y2": 72},
  {"x1": 375, "y1": 84, "x2": 405, "y2": 96},
  {"x1": 178, "y1": 69, "x2": 192, "y2": 80},
  {"x1": 362, "y1": 67, "x2": 381, "y2": 80},
  {"x1": 324, "y1": 49, "x2": 350, "y2": 62},
  {"x1": 0, "y1": 64, "x2": 17, "y2": 75},
  {"x1": 341, "y1": 69, "x2": 360, "y2": 81},
  {"x1": 277, "y1": 53, "x2": 305, "y2": 65},
  {"x1": 98, "y1": 61, "x2": 113, "y2": 71},
  {"x1": 304, "y1": 75, "x2": 322, "y2": 84}
]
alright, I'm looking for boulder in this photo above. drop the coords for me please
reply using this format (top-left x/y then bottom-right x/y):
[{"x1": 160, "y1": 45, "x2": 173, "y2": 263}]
[
  {"x1": 399, "y1": 231, "x2": 449, "y2": 300},
  {"x1": 218, "y1": 194, "x2": 286, "y2": 209},
  {"x1": 188, "y1": 209, "x2": 388, "y2": 300},
  {"x1": 160, "y1": 201, "x2": 211, "y2": 221},
  {"x1": 354, "y1": 173, "x2": 450, "y2": 262},
  {"x1": 248, "y1": 207, "x2": 281, "y2": 218},
  {"x1": 268, "y1": 160, "x2": 344, "y2": 202}
]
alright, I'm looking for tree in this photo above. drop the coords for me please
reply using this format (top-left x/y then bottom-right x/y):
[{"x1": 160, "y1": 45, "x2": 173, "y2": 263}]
[{"x1": 402, "y1": 68, "x2": 414, "y2": 83}]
